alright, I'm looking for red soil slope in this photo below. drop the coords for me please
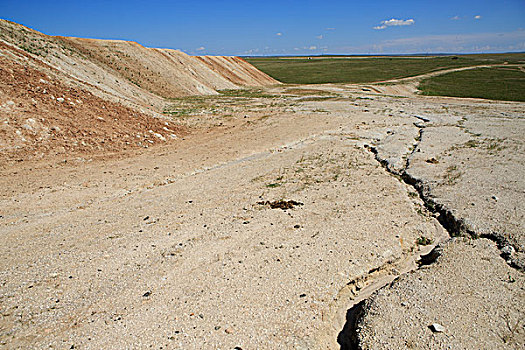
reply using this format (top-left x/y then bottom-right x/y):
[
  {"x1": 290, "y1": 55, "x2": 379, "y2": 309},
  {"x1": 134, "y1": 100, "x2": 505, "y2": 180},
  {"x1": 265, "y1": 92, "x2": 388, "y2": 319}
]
[{"x1": 0, "y1": 41, "x2": 183, "y2": 163}]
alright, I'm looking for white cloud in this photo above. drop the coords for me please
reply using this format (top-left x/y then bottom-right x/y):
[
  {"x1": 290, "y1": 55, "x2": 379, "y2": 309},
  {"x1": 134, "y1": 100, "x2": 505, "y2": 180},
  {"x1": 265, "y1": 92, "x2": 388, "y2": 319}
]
[
  {"x1": 316, "y1": 35, "x2": 323, "y2": 39},
  {"x1": 474, "y1": 15, "x2": 481, "y2": 20},
  {"x1": 326, "y1": 28, "x2": 336, "y2": 30},
  {"x1": 451, "y1": 16, "x2": 460, "y2": 20},
  {"x1": 308, "y1": 46, "x2": 317, "y2": 50},
  {"x1": 374, "y1": 18, "x2": 415, "y2": 30},
  {"x1": 196, "y1": 46, "x2": 205, "y2": 51},
  {"x1": 276, "y1": 32, "x2": 282, "y2": 36}
]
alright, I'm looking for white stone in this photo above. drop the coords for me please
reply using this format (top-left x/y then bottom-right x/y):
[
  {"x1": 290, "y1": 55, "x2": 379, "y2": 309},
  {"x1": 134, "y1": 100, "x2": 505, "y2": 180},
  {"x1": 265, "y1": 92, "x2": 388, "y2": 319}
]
[{"x1": 430, "y1": 323, "x2": 445, "y2": 333}]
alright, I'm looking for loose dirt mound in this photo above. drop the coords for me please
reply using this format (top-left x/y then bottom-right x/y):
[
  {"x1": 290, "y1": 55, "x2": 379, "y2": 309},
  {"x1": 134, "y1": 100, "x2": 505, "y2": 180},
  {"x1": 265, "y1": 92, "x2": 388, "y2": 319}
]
[{"x1": 0, "y1": 41, "x2": 183, "y2": 163}]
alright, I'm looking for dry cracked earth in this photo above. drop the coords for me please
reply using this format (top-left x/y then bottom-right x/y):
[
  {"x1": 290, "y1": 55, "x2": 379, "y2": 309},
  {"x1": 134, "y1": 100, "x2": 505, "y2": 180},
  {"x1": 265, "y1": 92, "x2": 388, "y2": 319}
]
[{"x1": 1, "y1": 84, "x2": 524, "y2": 349}]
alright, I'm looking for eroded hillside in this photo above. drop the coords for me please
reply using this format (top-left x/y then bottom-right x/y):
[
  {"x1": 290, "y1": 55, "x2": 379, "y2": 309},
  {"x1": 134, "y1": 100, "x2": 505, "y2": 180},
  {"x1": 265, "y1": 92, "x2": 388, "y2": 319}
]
[{"x1": 0, "y1": 19, "x2": 278, "y2": 162}]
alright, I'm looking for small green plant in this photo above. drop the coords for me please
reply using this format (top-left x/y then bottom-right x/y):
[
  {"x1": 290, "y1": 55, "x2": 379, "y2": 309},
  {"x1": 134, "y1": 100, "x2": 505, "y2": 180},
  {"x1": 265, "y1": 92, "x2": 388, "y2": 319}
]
[
  {"x1": 416, "y1": 236, "x2": 433, "y2": 245},
  {"x1": 444, "y1": 165, "x2": 462, "y2": 185},
  {"x1": 408, "y1": 191, "x2": 419, "y2": 198},
  {"x1": 266, "y1": 183, "x2": 281, "y2": 188},
  {"x1": 464, "y1": 139, "x2": 479, "y2": 148},
  {"x1": 498, "y1": 313, "x2": 523, "y2": 344}
]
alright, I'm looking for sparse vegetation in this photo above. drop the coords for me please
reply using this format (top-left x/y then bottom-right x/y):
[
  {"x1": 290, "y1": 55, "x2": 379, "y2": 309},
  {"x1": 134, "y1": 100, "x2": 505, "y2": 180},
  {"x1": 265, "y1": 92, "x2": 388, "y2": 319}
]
[
  {"x1": 408, "y1": 191, "x2": 419, "y2": 198},
  {"x1": 416, "y1": 236, "x2": 433, "y2": 245},
  {"x1": 464, "y1": 139, "x2": 479, "y2": 148},
  {"x1": 162, "y1": 89, "x2": 290, "y2": 119},
  {"x1": 444, "y1": 165, "x2": 462, "y2": 185},
  {"x1": 218, "y1": 88, "x2": 277, "y2": 98},
  {"x1": 257, "y1": 199, "x2": 304, "y2": 210}
]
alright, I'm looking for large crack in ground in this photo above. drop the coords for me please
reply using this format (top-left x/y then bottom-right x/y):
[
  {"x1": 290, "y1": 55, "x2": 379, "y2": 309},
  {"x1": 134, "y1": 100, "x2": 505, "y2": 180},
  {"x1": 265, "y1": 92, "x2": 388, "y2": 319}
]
[
  {"x1": 334, "y1": 128, "x2": 451, "y2": 349},
  {"x1": 369, "y1": 124, "x2": 521, "y2": 268},
  {"x1": 336, "y1": 120, "x2": 523, "y2": 349}
]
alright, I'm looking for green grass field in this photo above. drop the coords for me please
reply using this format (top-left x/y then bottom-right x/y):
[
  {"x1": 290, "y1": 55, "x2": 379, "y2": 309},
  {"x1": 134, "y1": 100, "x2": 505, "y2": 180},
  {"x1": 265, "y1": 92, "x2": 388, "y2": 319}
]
[
  {"x1": 419, "y1": 66, "x2": 525, "y2": 102},
  {"x1": 245, "y1": 53, "x2": 525, "y2": 84}
]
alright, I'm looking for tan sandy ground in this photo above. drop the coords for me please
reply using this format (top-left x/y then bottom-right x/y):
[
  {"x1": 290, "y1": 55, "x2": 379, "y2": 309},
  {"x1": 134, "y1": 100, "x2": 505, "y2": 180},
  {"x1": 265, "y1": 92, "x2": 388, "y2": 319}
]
[{"x1": 1, "y1": 80, "x2": 524, "y2": 349}]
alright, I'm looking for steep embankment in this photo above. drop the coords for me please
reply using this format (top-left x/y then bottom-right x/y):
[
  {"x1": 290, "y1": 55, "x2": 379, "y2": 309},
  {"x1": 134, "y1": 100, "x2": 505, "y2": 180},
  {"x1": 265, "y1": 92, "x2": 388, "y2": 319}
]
[
  {"x1": 0, "y1": 19, "x2": 277, "y2": 162},
  {"x1": 0, "y1": 40, "x2": 183, "y2": 162},
  {"x1": 195, "y1": 55, "x2": 279, "y2": 87},
  {"x1": 60, "y1": 37, "x2": 278, "y2": 98}
]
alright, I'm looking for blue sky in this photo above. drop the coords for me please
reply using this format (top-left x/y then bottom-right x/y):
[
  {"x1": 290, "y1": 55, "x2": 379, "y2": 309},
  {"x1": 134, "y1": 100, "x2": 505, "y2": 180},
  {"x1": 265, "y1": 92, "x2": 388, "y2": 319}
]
[{"x1": 1, "y1": 0, "x2": 524, "y2": 55}]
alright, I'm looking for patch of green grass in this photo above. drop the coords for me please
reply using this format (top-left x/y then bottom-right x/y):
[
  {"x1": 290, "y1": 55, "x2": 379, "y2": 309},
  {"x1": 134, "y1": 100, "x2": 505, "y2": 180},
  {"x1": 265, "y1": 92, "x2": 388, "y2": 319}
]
[
  {"x1": 218, "y1": 88, "x2": 277, "y2": 98},
  {"x1": 245, "y1": 54, "x2": 525, "y2": 84},
  {"x1": 163, "y1": 107, "x2": 201, "y2": 117},
  {"x1": 419, "y1": 67, "x2": 525, "y2": 102},
  {"x1": 266, "y1": 183, "x2": 281, "y2": 188},
  {"x1": 283, "y1": 88, "x2": 337, "y2": 96}
]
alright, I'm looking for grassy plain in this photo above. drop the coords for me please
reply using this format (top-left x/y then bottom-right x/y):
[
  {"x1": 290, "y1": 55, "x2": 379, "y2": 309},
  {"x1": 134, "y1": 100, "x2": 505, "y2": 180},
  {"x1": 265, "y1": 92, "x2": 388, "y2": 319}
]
[
  {"x1": 246, "y1": 53, "x2": 525, "y2": 84},
  {"x1": 419, "y1": 66, "x2": 525, "y2": 102}
]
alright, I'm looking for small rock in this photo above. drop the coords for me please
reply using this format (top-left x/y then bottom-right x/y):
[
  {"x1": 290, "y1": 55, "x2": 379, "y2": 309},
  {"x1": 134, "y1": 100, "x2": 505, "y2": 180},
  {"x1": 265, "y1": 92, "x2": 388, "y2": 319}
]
[
  {"x1": 225, "y1": 328, "x2": 234, "y2": 334},
  {"x1": 429, "y1": 323, "x2": 445, "y2": 333},
  {"x1": 56, "y1": 97, "x2": 65, "y2": 103},
  {"x1": 299, "y1": 293, "x2": 306, "y2": 298},
  {"x1": 294, "y1": 224, "x2": 301, "y2": 229},
  {"x1": 142, "y1": 291, "x2": 151, "y2": 297},
  {"x1": 491, "y1": 195, "x2": 498, "y2": 201},
  {"x1": 501, "y1": 245, "x2": 515, "y2": 256}
]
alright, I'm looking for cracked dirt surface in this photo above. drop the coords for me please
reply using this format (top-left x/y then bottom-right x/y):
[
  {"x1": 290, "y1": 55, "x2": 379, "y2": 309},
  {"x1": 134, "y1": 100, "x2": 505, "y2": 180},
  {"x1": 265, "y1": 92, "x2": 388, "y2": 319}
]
[
  {"x1": 1, "y1": 81, "x2": 524, "y2": 348},
  {"x1": 348, "y1": 238, "x2": 525, "y2": 350}
]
